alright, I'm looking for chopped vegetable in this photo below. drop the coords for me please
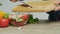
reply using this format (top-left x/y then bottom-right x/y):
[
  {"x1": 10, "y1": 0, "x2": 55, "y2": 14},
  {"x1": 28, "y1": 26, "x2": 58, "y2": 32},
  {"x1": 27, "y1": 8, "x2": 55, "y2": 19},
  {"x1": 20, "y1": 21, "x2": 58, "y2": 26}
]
[
  {"x1": 27, "y1": 14, "x2": 39, "y2": 24},
  {"x1": 16, "y1": 18, "x2": 23, "y2": 22}
]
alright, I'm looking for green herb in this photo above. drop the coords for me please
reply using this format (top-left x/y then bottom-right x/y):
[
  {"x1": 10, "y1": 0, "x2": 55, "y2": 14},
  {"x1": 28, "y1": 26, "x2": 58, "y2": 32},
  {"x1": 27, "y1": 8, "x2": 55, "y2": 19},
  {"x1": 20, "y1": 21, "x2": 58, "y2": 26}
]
[{"x1": 27, "y1": 14, "x2": 39, "y2": 24}]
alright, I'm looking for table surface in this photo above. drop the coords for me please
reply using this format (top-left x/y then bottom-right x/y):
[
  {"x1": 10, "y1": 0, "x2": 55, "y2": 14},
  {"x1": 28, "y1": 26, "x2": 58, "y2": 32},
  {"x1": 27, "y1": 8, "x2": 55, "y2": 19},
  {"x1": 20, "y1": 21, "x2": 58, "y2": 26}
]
[{"x1": 0, "y1": 20, "x2": 60, "y2": 34}]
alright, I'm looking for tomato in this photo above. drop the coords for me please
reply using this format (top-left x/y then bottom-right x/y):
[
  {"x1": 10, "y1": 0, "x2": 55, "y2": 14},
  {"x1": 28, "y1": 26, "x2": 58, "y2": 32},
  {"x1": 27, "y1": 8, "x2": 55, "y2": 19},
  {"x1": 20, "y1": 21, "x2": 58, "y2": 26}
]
[
  {"x1": 0, "y1": 18, "x2": 10, "y2": 27},
  {"x1": 10, "y1": 14, "x2": 29, "y2": 26},
  {"x1": 21, "y1": 14, "x2": 29, "y2": 20},
  {"x1": 17, "y1": 14, "x2": 29, "y2": 26},
  {"x1": 10, "y1": 19, "x2": 28, "y2": 26},
  {"x1": 17, "y1": 19, "x2": 28, "y2": 26}
]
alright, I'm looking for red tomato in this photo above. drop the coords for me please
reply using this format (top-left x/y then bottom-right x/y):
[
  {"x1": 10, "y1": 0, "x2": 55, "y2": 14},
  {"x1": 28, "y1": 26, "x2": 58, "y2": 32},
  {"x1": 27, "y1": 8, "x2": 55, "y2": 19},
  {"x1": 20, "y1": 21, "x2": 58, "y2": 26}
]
[
  {"x1": 0, "y1": 18, "x2": 10, "y2": 27},
  {"x1": 10, "y1": 14, "x2": 29, "y2": 26},
  {"x1": 17, "y1": 20, "x2": 28, "y2": 26},
  {"x1": 21, "y1": 14, "x2": 29, "y2": 20},
  {"x1": 17, "y1": 14, "x2": 29, "y2": 26},
  {"x1": 10, "y1": 19, "x2": 28, "y2": 26}
]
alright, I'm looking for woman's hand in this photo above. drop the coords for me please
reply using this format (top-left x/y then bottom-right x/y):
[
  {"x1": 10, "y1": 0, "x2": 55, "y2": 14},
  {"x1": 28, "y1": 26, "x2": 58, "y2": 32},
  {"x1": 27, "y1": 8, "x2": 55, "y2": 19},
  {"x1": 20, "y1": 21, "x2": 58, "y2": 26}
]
[
  {"x1": 10, "y1": 0, "x2": 18, "y2": 2},
  {"x1": 54, "y1": 1, "x2": 60, "y2": 11}
]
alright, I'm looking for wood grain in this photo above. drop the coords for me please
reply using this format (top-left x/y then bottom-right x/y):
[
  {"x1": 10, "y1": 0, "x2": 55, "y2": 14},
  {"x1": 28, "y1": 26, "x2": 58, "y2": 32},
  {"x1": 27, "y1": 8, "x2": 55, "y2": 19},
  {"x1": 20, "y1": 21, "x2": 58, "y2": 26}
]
[{"x1": 12, "y1": 1, "x2": 55, "y2": 12}]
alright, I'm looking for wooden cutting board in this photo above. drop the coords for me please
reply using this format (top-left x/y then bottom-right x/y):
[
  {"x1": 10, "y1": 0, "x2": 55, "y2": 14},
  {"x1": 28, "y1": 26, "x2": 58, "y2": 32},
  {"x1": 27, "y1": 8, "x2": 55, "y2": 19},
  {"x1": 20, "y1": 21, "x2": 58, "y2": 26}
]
[{"x1": 12, "y1": 1, "x2": 55, "y2": 12}]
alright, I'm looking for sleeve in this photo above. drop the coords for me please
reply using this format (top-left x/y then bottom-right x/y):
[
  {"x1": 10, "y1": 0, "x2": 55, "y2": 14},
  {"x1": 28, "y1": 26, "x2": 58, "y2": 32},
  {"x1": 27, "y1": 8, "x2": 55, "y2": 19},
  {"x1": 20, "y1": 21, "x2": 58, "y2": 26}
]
[{"x1": 47, "y1": 10, "x2": 54, "y2": 14}]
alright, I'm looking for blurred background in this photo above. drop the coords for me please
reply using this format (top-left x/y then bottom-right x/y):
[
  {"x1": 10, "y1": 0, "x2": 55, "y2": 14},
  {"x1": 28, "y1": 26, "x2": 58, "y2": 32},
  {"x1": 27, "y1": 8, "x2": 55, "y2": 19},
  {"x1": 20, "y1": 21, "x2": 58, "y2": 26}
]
[{"x1": 0, "y1": 0, "x2": 52, "y2": 20}]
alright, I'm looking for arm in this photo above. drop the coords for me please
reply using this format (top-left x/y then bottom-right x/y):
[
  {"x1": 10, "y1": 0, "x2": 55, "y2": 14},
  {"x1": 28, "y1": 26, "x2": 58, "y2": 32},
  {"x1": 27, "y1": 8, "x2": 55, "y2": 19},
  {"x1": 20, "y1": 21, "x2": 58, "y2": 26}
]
[{"x1": 53, "y1": 1, "x2": 60, "y2": 11}]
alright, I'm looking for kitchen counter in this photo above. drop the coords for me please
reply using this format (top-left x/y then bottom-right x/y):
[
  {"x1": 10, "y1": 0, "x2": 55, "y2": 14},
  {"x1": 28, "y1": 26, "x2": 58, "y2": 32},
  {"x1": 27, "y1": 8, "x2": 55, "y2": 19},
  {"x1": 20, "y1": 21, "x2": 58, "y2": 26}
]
[{"x1": 0, "y1": 20, "x2": 60, "y2": 34}]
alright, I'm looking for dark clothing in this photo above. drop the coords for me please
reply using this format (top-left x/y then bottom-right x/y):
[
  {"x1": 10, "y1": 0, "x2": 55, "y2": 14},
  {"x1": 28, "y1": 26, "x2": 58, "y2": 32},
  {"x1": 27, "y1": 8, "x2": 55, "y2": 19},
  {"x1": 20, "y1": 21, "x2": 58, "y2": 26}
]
[{"x1": 47, "y1": 10, "x2": 60, "y2": 21}]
